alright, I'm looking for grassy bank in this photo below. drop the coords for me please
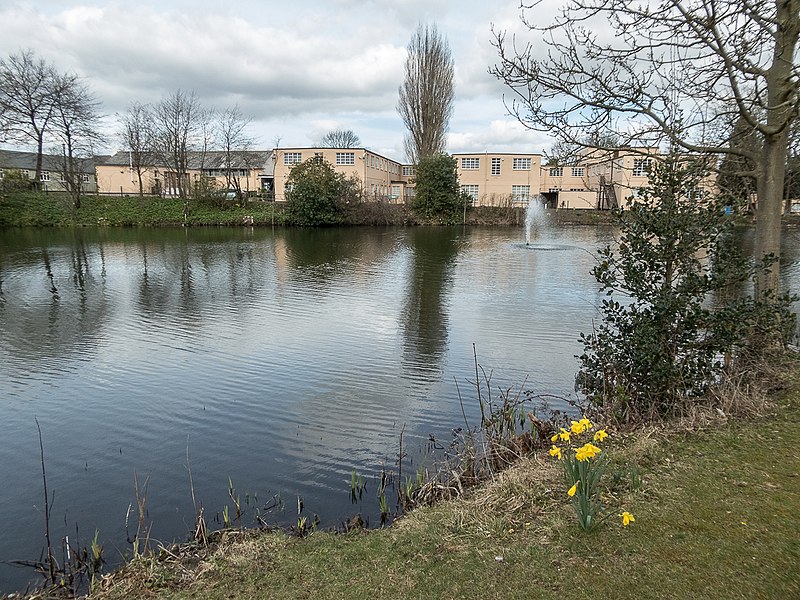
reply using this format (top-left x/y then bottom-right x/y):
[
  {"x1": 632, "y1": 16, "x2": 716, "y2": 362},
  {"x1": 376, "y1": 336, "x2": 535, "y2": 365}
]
[
  {"x1": 0, "y1": 191, "x2": 622, "y2": 228},
  {"x1": 84, "y1": 367, "x2": 800, "y2": 600}
]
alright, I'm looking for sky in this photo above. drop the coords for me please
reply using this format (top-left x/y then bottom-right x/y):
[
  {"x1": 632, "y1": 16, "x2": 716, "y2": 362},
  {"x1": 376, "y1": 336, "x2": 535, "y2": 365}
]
[{"x1": 0, "y1": 0, "x2": 562, "y2": 162}]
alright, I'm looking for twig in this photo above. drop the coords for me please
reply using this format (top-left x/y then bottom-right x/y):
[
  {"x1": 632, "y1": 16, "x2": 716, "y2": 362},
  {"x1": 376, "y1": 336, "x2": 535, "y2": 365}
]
[{"x1": 35, "y1": 418, "x2": 57, "y2": 584}]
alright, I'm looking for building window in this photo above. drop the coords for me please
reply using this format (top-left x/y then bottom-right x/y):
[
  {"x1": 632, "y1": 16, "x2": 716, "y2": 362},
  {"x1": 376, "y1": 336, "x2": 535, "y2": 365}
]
[
  {"x1": 285, "y1": 182, "x2": 294, "y2": 193},
  {"x1": 0, "y1": 168, "x2": 4, "y2": 178},
  {"x1": 571, "y1": 167, "x2": 585, "y2": 177},
  {"x1": 390, "y1": 185, "x2": 400, "y2": 199},
  {"x1": 461, "y1": 157, "x2": 480, "y2": 170},
  {"x1": 336, "y1": 152, "x2": 355, "y2": 165},
  {"x1": 40, "y1": 171, "x2": 50, "y2": 182},
  {"x1": 284, "y1": 152, "x2": 302, "y2": 165},
  {"x1": 82, "y1": 173, "x2": 91, "y2": 182},
  {"x1": 460, "y1": 184, "x2": 479, "y2": 200},
  {"x1": 511, "y1": 185, "x2": 530, "y2": 201},
  {"x1": 513, "y1": 158, "x2": 531, "y2": 170},
  {"x1": 491, "y1": 157, "x2": 501, "y2": 176},
  {"x1": 549, "y1": 167, "x2": 563, "y2": 177},
  {"x1": 632, "y1": 158, "x2": 652, "y2": 177},
  {"x1": 402, "y1": 166, "x2": 415, "y2": 177}
]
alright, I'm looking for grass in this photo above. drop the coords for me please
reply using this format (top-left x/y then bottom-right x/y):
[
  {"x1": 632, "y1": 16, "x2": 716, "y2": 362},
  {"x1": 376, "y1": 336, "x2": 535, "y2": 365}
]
[
  {"x1": 0, "y1": 191, "x2": 290, "y2": 227},
  {"x1": 85, "y1": 367, "x2": 800, "y2": 600}
]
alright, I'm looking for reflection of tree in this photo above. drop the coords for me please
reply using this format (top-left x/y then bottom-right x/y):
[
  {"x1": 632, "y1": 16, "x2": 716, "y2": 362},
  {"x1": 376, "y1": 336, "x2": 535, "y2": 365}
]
[
  {"x1": 0, "y1": 231, "x2": 110, "y2": 364},
  {"x1": 400, "y1": 227, "x2": 465, "y2": 374}
]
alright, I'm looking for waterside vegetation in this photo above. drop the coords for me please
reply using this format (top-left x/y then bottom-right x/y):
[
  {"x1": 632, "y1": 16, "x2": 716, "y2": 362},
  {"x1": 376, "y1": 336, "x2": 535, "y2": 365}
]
[
  {"x1": 0, "y1": 190, "x2": 621, "y2": 228},
  {"x1": 48, "y1": 362, "x2": 800, "y2": 600}
]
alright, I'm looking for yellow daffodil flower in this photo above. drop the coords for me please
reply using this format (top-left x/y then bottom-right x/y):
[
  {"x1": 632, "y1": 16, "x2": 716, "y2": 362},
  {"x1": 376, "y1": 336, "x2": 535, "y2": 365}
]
[
  {"x1": 594, "y1": 429, "x2": 608, "y2": 442},
  {"x1": 558, "y1": 428, "x2": 571, "y2": 442},
  {"x1": 575, "y1": 442, "x2": 601, "y2": 462},
  {"x1": 570, "y1": 420, "x2": 585, "y2": 435},
  {"x1": 549, "y1": 445, "x2": 562, "y2": 460},
  {"x1": 568, "y1": 481, "x2": 579, "y2": 497},
  {"x1": 620, "y1": 511, "x2": 635, "y2": 526},
  {"x1": 579, "y1": 417, "x2": 593, "y2": 430},
  {"x1": 551, "y1": 432, "x2": 559, "y2": 443}
]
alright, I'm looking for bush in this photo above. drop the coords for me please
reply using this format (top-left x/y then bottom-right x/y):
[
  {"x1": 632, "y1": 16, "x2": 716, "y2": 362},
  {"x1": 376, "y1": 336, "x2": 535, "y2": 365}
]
[
  {"x1": 577, "y1": 156, "x2": 796, "y2": 421},
  {"x1": 285, "y1": 159, "x2": 360, "y2": 226},
  {"x1": 411, "y1": 154, "x2": 468, "y2": 223}
]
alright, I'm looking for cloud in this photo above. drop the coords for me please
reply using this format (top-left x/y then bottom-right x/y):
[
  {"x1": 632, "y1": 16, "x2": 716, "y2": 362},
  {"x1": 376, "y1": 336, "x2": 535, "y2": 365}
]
[
  {"x1": 447, "y1": 119, "x2": 551, "y2": 154},
  {"x1": 0, "y1": 0, "x2": 563, "y2": 157}
]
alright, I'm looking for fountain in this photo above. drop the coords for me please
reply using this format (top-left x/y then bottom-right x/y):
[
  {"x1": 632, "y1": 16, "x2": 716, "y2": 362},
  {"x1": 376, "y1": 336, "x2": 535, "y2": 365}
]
[{"x1": 524, "y1": 195, "x2": 548, "y2": 245}]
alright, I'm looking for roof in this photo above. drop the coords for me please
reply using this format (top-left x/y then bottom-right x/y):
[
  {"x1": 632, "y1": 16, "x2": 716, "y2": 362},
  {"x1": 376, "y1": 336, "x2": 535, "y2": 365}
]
[
  {"x1": 0, "y1": 149, "x2": 103, "y2": 173},
  {"x1": 101, "y1": 150, "x2": 274, "y2": 171}
]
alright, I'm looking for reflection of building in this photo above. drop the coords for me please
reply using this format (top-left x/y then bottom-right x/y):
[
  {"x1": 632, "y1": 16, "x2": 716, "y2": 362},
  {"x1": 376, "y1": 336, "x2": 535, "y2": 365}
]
[
  {"x1": 95, "y1": 150, "x2": 274, "y2": 196},
  {"x1": 0, "y1": 149, "x2": 100, "y2": 193},
  {"x1": 271, "y1": 147, "x2": 411, "y2": 203}
]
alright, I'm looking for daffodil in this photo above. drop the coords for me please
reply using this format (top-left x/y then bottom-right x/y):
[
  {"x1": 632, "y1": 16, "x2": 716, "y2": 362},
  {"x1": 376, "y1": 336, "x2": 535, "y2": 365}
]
[
  {"x1": 550, "y1": 432, "x2": 559, "y2": 443},
  {"x1": 557, "y1": 428, "x2": 571, "y2": 442},
  {"x1": 575, "y1": 442, "x2": 601, "y2": 461},
  {"x1": 593, "y1": 429, "x2": 608, "y2": 442},
  {"x1": 620, "y1": 511, "x2": 635, "y2": 526},
  {"x1": 568, "y1": 481, "x2": 579, "y2": 497},
  {"x1": 549, "y1": 445, "x2": 562, "y2": 460},
  {"x1": 570, "y1": 420, "x2": 585, "y2": 435},
  {"x1": 579, "y1": 417, "x2": 593, "y2": 430}
]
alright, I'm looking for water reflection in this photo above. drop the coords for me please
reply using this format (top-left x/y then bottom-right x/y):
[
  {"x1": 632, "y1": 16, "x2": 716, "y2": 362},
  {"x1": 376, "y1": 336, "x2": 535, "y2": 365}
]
[{"x1": 400, "y1": 227, "x2": 465, "y2": 379}]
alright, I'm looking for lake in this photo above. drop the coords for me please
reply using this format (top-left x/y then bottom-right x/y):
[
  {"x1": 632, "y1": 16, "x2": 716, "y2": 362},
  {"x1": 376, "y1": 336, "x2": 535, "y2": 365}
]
[{"x1": 0, "y1": 223, "x2": 797, "y2": 592}]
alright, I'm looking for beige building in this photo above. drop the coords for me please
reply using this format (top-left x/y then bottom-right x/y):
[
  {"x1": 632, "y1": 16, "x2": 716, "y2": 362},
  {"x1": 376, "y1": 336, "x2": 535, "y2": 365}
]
[
  {"x1": 453, "y1": 152, "x2": 543, "y2": 207},
  {"x1": 96, "y1": 150, "x2": 273, "y2": 197},
  {"x1": 271, "y1": 147, "x2": 411, "y2": 202},
  {"x1": 540, "y1": 147, "x2": 661, "y2": 209}
]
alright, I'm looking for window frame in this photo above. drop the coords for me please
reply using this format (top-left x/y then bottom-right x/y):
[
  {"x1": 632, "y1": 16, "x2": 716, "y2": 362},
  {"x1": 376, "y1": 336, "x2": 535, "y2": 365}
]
[
  {"x1": 336, "y1": 152, "x2": 355, "y2": 166},
  {"x1": 512, "y1": 158, "x2": 531, "y2": 171},
  {"x1": 461, "y1": 157, "x2": 480, "y2": 170},
  {"x1": 491, "y1": 157, "x2": 501, "y2": 176},
  {"x1": 284, "y1": 152, "x2": 303, "y2": 165}
]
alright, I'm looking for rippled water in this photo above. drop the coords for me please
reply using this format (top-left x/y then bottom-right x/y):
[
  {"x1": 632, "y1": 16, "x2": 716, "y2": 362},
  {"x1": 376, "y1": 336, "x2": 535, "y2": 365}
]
[{"x1": 0, "y1": 224, "x2": 797, "y2": 592}]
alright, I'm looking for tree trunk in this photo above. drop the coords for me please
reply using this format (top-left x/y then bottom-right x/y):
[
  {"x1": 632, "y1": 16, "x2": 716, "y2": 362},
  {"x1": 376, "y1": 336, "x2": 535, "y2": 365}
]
[
  {"x1": 754, "y1": 135, "x2": 788, "y2": 296},
  {"x1": 753, "y1": 0, "x2": 799, "y2": 297}
]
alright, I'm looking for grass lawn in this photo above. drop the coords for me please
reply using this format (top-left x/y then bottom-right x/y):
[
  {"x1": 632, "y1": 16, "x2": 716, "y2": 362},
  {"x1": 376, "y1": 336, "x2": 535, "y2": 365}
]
[{"x1": 90, "y1": 369, "x2": 800, "y2": 600}]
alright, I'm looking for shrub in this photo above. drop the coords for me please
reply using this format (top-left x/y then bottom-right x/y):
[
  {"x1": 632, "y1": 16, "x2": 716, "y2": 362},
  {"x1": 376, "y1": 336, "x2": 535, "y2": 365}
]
[
  {"x1": 411, "y1": 153, "x2": 469, "y2": 223},
  {"x1": 577, "y1": 156, "x2": 796, "y2": 421},
  {"x1": 285, "y1": 158, "x2": 359, "y2": 226}
]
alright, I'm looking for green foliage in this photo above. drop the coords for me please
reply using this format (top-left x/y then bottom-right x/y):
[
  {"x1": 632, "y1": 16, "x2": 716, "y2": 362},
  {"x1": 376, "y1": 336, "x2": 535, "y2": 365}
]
[
  {"x1": 411, "y1": 154, "x2": 467, "y2": 223},
  {"x1": 285, "y1": 158, "x2": 360, "y2": 226},
  {"x1": 577, "y1": 157, "x2": 796, "y2": 421},
  {"x1": 0, "y1": 168, "x2": 35, "y2": 192}
]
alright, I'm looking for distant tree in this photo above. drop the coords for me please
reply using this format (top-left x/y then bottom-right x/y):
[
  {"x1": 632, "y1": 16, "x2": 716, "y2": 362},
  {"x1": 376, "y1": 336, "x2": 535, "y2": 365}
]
[
  {"x1": 411, "y1": 153, "x2": 464, "y2": 222},
  {"x1": 216, "y1": 105, "x2": 256, "y2": 201},
  {"x1": 119, "y1": 101, "x2": 154, "y2": 196},
  {"x1": 397, "y1": 24, "x2": 454, "y2": 163},
  {"x1": 319, "y1": 129, "x2": 361, "y2": 148},
  {"x1": 49, "y1": 72, "x2": 102, "y2": 209},
  {"x1": 0, "y1": 49, "x2": 59, "y2": 185},
  {"x1": 285, "y1": 158, "x2": 356, "y2": 226},
  {"x1": 149, "y1": 89, "x2": 211, "y2": 200}
]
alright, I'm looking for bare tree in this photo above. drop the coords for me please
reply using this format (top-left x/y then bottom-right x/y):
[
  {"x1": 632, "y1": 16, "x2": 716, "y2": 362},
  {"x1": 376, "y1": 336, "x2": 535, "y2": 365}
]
[
  {"x1": 0, "y1": 49, "x2": 59, "y2": 185},
  {"x1": 216, "y1": 105, "x2": 256, "y2": 199},
  {"x1": 48, "y1": 72, "x2": 102, "y2": 208},
  {"x1": 120, "y1": 101, "x2": 154, "y2": 196},
  {"x1": 492, "y1": 0, "x2": 799, "y2": 295},
  {"x1": 319, "y1": 129, "x2": 361, "y2": 148},
  {"x1": 149, "y1": 89, "x2": 211, "y2": 200},
  {"x1": 397, "y1": 23, "x2": 455, "y2": 163}
]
